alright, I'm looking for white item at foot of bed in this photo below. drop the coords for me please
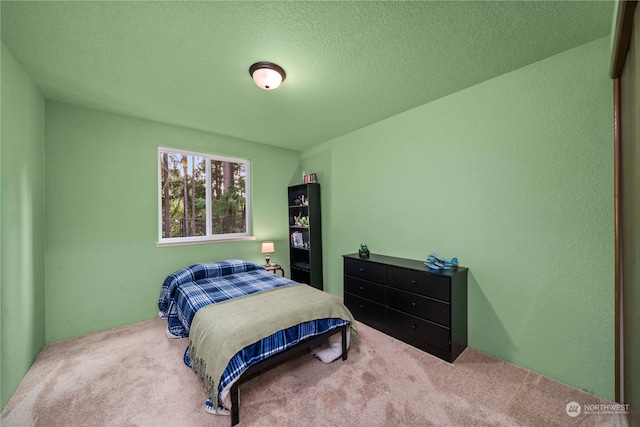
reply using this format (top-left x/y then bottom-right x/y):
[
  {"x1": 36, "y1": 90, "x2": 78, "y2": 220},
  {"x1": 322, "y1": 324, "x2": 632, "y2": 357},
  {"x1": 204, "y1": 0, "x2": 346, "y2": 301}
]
[
  {"x1": 165, "y1": 327, "x2": 182, "y2": 339},
  {"x1": 310, "y1": 327, "x2": 352, "y2": 363}
]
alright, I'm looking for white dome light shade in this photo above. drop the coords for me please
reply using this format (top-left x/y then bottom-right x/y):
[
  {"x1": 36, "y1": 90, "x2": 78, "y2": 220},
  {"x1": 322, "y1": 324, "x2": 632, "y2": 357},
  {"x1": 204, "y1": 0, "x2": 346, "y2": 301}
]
[{"x1": 249, "y1": 62, "x2": 286, "y2": 90}]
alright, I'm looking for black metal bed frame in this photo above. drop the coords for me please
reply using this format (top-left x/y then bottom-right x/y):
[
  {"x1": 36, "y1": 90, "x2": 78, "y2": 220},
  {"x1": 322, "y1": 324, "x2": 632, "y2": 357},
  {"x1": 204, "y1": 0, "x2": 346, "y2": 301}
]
[{"x1": 229, "y1": 324, "x2": 348, "y2": 426}]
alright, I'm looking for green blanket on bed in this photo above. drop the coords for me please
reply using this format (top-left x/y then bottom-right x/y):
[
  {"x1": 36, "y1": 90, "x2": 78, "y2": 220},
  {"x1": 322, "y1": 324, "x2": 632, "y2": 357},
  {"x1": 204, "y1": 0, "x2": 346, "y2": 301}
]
[{"x1": 188, "y1": 283, "x2": 357, "y2": 410}]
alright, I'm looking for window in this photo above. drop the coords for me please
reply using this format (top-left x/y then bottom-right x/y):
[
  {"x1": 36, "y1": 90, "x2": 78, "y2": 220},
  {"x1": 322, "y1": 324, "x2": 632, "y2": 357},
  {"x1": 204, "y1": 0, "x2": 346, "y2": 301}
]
[{"x1": 158, "y1": 147, "x2": 251, "y2": 245}]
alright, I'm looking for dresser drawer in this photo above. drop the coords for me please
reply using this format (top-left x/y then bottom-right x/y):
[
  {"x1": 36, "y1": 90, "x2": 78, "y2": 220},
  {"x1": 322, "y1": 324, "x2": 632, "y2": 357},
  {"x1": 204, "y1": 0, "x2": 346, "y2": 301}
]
[
  {"x1": 344, "y1": 276, "x2": 385, "y2": 304},
  {"x1": 344, "y1": 258, "x2": 386, "y2": 284},
  {"x1": 386, "y1": 308, "x2": 450, "y2": 351},
  {"x1": 386, "y1": 287, "x2": 450, "y2": 327},
  {"x1": 344, "y1": 293, "x2": 385, "y2": 328},
  {"x1": 387, "y1": 266, "x2": 450, "y2": 302}
]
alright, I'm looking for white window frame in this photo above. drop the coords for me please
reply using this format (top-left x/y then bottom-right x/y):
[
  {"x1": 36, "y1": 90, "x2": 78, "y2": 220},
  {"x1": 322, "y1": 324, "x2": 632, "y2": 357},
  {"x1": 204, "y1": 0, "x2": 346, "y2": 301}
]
[{"x1": 156, "y1": 147, "x2": 253, "y2": 247}]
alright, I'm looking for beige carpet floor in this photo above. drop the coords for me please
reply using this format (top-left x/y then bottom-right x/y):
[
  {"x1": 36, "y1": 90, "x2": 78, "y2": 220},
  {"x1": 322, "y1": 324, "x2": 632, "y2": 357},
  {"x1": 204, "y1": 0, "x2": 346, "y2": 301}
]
[{"x1": 1, "y1": 317, "x2": 628, "y2": 427}]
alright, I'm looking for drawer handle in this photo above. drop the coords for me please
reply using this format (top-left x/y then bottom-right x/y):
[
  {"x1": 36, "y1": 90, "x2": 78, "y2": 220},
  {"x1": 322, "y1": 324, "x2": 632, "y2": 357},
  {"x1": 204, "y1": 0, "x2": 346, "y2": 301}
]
[
  {"x1": 411, "y1": 302, "x2": 417, "y2": 307},
  {"x1": 411, "y1": 324, "x2": 417, "y2": 330},
  {"x1": 359, "y1": 286, "x2": 365, "y2": 290},
  {"x1": 411, "y1": 280, "x2": 417, "y2": 285},
  {"x1": 359, "y1": 268, "x2": 365, "y2": 272},
  {"x1": 359, "y1": 304, "x2": 364, "y2": 309}
]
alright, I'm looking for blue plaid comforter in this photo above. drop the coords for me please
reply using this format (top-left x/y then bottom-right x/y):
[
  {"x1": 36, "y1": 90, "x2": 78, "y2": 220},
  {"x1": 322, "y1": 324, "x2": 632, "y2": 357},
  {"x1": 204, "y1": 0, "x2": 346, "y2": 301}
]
[{"x1": 159, "y1": 259, "x2": 298, "y2": 337}]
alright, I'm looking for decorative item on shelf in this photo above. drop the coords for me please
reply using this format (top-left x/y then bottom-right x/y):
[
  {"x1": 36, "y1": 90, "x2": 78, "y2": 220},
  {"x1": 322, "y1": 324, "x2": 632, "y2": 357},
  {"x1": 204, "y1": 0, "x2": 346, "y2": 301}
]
[
  {"x1": 292, "y1": 195, "x2": 308, "y2": 206},
  {"x1": 291, "y1": 231, "x2": 304, "y2": 248},
  {"x1": 358, "y1": 243, "x2": 370, "y2": 258},
  {"x1": 302, "y1": 172, "x2": 317, "y2": 184},
  {"x1": 261, "y1": 241, "x2": 275, "y2": 266},
  {"x1": 293, "y1": 214, "x2": 308, "y2": 227},
  {"x1": 425, "y1": 252, "x2": 458, "y2": 270}
]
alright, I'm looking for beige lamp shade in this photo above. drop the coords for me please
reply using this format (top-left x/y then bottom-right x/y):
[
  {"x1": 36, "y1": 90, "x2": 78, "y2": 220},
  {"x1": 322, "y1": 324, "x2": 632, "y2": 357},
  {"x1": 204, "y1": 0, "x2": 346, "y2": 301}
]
[{"x1": 261, "y1": 241, "x2": 275, "y2": 266}]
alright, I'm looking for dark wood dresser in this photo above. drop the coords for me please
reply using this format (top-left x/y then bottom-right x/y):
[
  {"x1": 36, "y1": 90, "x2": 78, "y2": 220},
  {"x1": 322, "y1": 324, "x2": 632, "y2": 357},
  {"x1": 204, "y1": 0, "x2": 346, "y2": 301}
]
[{"x1": 343, "y1": 253, "x2": 468, "y2": 362}]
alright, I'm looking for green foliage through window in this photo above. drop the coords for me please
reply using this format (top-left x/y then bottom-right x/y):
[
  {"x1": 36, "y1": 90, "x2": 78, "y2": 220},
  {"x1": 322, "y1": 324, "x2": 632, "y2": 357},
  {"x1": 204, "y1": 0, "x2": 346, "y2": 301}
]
[{"x1": 159, "y1": 148, "x2": 249, "y2": 241}]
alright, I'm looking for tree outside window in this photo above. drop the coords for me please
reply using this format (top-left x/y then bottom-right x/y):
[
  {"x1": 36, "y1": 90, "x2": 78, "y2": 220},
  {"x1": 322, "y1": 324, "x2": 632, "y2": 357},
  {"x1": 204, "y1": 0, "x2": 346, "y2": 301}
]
[{"x1": 158, "y1": 148, "x2": 250, "y2": 243}]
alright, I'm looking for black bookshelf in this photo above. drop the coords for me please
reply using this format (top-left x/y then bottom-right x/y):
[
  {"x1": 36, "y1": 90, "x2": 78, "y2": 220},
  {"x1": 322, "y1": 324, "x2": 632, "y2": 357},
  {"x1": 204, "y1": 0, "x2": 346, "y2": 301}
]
[{"x1": 288, "y1": 183, "x2": 322, "y2": 290}]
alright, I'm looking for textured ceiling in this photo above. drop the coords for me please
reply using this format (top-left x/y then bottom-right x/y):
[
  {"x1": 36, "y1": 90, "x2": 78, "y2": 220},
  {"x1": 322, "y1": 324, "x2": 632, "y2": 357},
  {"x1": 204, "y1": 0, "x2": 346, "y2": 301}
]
[{"x1": 1, "y1": 1, "x2": 613, "y2": 151}]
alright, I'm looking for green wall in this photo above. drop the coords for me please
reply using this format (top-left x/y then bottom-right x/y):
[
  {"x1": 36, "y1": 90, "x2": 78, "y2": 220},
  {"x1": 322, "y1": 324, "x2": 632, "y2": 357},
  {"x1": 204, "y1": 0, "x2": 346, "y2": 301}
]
[
  {"x1": 0, "y1": 43, "x2": 46, "y2": 409},
  {"x1": 301, "y1": 37, "x2": 615, "y2": 400},
  {"x1": 44, "y1": 101, "x2": 300, "y2": 343}
]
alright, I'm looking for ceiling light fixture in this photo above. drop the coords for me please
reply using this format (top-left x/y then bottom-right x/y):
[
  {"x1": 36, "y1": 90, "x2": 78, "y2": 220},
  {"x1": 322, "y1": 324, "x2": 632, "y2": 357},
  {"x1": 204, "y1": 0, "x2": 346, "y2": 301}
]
[{"x1": 249, "y1": 62, "x2": 286, "y2": 90}]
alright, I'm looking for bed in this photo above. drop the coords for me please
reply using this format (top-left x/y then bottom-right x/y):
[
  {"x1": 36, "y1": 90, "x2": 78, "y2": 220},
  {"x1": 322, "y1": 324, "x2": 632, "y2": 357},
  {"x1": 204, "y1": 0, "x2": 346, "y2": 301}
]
[{"x1": 158, "y1": 259, "x2": 356, "y2": 425}]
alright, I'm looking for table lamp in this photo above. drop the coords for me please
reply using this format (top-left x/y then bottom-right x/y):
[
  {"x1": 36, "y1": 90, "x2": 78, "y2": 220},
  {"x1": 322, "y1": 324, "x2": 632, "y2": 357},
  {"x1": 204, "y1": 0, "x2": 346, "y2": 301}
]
[{"x1": 261, "y1": 242, "x2": 275, "y2": 266}]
